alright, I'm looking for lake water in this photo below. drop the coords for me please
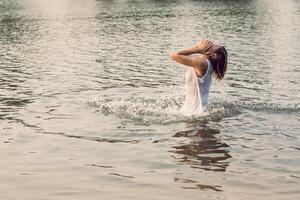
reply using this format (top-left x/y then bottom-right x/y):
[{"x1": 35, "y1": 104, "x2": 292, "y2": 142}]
[{"x1": 0, "y1": 0, "x2": 299, "y2": 199}]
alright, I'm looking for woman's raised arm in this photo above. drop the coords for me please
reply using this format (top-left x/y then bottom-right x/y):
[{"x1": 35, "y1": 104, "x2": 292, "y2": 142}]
[
  {"x1": 172, "y1": 39, "x2": 214, "y2": 56},
  {"x1": 170, "y1": 52, "x2": 206, "y2": 68}
]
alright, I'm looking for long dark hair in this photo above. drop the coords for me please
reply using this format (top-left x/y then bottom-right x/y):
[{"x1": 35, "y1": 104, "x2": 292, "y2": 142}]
[{"x1": 205, "y1": 45, "x2": 228, "y2": 80}]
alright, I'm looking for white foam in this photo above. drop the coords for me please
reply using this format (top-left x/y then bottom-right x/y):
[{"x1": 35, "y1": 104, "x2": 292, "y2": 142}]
[{"x1": 85, "y1": 94, "x2": 230, "y2": 124}]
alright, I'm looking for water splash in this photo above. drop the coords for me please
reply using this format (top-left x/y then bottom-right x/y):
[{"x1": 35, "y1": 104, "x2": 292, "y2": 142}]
[
  {"x1": 85, "y1": 94, "x2": 230, "y2": 124},
  {"x1": 85, "y1": 94, "x2": 299, "y2": 125},
  {"x1": 219, "y1": 100, "x2": 300, "y2": 114}
]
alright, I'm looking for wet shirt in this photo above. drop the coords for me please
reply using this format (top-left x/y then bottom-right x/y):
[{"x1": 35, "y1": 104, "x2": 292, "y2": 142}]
[{"x1": 182, "y1": 59, "x2": 212, "y2": 116}]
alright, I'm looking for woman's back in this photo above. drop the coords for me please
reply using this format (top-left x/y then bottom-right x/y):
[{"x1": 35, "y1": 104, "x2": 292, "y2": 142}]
[
  {"x1": 183, "y1": 59, "x2": 212, "y2": 116},
  {"x1": 197, "y1": 59, "x2": 212, "y2": 107}
]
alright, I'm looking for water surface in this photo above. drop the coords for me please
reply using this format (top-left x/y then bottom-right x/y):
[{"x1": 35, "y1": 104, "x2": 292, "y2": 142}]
[{"x1": 0, "y1": 0, "x2": 300, "y2": 199}]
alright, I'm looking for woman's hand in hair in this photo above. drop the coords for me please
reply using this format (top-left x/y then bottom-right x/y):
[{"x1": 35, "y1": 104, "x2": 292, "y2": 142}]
[
  {"x1": 192, "y1": 39, "x2": 214, "y2": 53},
  {"x1": 172, "y1": 39, "x2": 214, "y2": 56}
]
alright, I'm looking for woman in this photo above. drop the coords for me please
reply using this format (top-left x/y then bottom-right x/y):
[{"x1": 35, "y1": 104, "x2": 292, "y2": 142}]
[{"x1": 170, "y1": 39, "x2": 228, "y2": 116}]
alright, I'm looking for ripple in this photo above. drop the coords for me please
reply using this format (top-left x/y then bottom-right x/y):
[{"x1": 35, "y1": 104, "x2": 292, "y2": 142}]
[
  {"x1": 85, "y1": 164, "x2": 114, "y2": 169},
  {"x1": 108, "y1": 173, "x2": 134, "y2": 179},
  {"x1": 174, "y1": 177, "x2": 222, "y2": 192},
  {"x1": 43, "y1": 131, "x2": 140, "y2": 144}
]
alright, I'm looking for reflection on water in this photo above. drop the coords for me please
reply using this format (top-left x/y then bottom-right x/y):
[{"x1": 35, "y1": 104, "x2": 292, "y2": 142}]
[
  {"x1": 170, "y1": 122, "x2": 231, "y2": 192},
  {"x1": 171, "y1": 123, "x2": 231, "y2": 172}
]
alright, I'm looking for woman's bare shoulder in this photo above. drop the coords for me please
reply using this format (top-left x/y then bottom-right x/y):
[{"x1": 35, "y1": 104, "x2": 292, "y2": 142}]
[
  {"x1": 190, "y1": 54, "x2": 208, "y2": 68},
  {"x1": 192, "y1": 54, "x2": 208, "y2": 77}
]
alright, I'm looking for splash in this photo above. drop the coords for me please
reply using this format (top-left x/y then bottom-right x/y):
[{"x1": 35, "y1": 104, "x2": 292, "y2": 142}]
[
  {"x1": 85, "y1": 94, "x2": 228, "y2": 125},
  {"x1": 85, "y1": 94, "x2": 299, "y2": 125}
]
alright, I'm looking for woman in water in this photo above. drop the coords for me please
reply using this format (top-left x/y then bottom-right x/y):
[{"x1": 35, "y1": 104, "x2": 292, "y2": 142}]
[{"x1": 170, "y1": 39, "x2": 228, "y2": 116}]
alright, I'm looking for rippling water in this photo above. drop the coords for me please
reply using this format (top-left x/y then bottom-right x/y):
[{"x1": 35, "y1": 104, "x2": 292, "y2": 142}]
[{"x1": 0, "y1": 0, "x2": 299, "y2": 199}]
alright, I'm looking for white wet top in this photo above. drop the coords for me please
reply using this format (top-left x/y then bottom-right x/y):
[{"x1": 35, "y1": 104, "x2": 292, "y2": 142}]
[{"x1": 182, "y1": 59, "x2": 212, "y2": 116}]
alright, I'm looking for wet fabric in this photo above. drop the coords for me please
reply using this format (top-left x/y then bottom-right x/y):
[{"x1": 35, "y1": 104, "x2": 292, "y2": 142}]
[{"x1": 182, "y1": 59, "x2": 212, "y2": 116}]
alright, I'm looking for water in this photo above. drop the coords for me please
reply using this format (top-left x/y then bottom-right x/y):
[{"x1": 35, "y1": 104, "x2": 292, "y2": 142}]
[{"x1": 0, "y1": 0, "x2": 299, "y2": 199}]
